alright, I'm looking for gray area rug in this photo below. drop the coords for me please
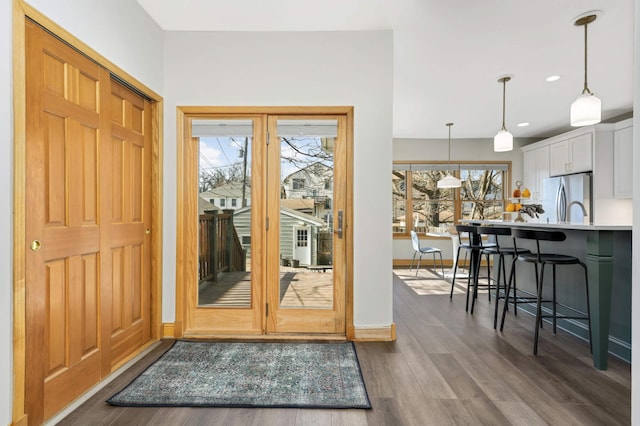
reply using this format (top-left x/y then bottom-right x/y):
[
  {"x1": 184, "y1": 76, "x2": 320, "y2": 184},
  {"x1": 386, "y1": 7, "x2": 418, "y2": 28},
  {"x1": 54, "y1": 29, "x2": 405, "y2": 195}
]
[{"x1": 107, "y1": 340, "x2": 371, "y2": 409}]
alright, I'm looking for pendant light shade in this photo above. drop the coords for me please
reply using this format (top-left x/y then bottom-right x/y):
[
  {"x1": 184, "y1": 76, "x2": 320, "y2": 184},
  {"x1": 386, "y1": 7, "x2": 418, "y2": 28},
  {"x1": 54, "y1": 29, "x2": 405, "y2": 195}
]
[
  {"x1": 437, "y1": 174, "x2": 462, "y2": 189},
  {"x1": 437, "y1": 123, "x2": 462, "y2": 189},
  {"x1": 494, "y1": 76, "x2": 513, "y2": 152},
  {"x1": 571, "y1": 14, "x2": 601, "y2": 127},
  {"x1": 571, "y1": 93, "x2": 601, "y2": 126},
  {"x1": 494, "y1": 129, "x2": 513, "y2": 152}
]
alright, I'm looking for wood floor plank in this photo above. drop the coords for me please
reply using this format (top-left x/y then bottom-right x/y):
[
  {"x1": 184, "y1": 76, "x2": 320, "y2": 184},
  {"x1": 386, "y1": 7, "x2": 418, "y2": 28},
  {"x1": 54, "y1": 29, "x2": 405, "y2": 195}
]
[
  {"x1": 390, "y1": 330, "x2": 458, "y2": 399},
  {"x1": 251, "y1": 408, "x2": 298, "y2": 426},
  {"x1": 434, "y1": 399, "x2": 482, "y2": 426},
  {"x1": 429, "y1": 353, "x2": 490, "y2": 400},
  {"x1": 54, "y1": 271, "x2": 630, "y2": 425},
  {"x1": 449, "y1": 349, "x2": 523, "y2": 403},
  {"x1": 363, "y1": 397, "x2": 406, "y2": 426},
  {"x1": 293, "y1": 409, "x2": 333, "y2": 425},
  {"x1": 533, "y1": 355, "x2": 631, "y2": 424},
  {"x1": 460, "y1": 397, "x2": 513, "y2": 426},
  {"x1": 328, "y1": 410, "x2": 369, "y2": 426},
  {"x1": 560, "y1": 403, "x2": 631, "y2": 426},
  {"x1": 493, "y1": 401, "x2": 548, "y2": 426},
  {"x1": 149, "y1": 407, "x2": 232, "y2": 426}
]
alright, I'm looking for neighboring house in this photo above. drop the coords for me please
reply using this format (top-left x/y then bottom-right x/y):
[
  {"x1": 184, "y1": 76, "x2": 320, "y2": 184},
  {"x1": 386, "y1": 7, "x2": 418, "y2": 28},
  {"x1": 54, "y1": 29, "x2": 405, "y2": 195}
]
[
  {"x1": 198, "y1": 196, "x2": 218, "y2": 215},
  {"x1": 233, "y1": 206, "x2": 325, "y2": 267},
  {"x1": 280, "y1": 198, "x2": 314, "y2": 215},
  {"x1": 282, "y1": 162, "x2": 333, "y2": 226},
  {"x1": 200, "y1": 181, "x2": 251, "y2": 211}
]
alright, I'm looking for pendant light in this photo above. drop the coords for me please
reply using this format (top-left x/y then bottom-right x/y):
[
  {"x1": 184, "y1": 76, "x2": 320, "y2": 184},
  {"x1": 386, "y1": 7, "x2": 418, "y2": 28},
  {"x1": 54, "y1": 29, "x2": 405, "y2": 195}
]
[
  {"x1": 494, "y1": 76, "x2": 513, "y2": 152},
  {"x1": 437, "y1": 123, "x2": 462, "y2": 189},
  {"x1": 570, "y1": 14, "x2": 601, "y2": 127}
]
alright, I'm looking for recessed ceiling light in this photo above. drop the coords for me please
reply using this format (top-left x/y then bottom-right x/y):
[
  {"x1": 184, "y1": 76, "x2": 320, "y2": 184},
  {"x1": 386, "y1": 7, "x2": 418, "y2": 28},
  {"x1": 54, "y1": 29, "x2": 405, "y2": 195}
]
[
  {"x1": 546, "y1": 75, "x2": 560, "y2": 82},
  {"x1": 517, "y1": 122, "x2": 530, "y2": 127}
]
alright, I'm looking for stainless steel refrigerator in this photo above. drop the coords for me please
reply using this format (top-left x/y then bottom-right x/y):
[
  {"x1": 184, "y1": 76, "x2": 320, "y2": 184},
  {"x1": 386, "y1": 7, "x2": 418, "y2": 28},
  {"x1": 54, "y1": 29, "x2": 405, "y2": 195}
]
[{"x1": 542, "y1": 172, "x2": 593, "y2": 224}]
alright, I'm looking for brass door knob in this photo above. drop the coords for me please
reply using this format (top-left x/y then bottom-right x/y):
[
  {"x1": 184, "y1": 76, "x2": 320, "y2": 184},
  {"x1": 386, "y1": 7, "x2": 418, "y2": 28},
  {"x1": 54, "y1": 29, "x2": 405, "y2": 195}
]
[{"x1": 30, "y1": 240, "x2": 41, "y2": 251}]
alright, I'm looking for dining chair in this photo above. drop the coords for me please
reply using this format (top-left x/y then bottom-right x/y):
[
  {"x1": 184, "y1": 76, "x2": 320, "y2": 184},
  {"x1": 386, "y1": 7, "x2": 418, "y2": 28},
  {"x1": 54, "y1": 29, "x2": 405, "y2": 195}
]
[{"x1": 410, "y1": 231, "x2": 445, "y2": 277}]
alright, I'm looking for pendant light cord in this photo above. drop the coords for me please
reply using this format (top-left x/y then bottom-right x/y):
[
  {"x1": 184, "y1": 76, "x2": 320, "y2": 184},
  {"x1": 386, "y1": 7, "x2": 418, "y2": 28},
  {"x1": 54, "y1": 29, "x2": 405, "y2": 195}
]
[
  {"x1": 498, "y1": 77, "x2": 510, "y2": 131},
  {"x1": 501, "y1": 80, "x2": 507, "y2": 131},
  {"x1": 447, "y1": 123, "x2": 452, "y2": 161},
  {"x1": 582, "y1": 22, "x2": 591, "y2": 95},
  {"x1": 575, "y1": 14, "x2": 597, "y2": 95}
]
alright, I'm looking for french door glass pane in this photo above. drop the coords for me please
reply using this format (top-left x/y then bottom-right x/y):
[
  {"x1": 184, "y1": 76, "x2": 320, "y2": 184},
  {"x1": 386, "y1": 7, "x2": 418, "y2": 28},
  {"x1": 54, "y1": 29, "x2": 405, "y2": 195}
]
[
  {"x1": 278, "y1": 119, "x2": 336, "y2": 309},
  {"x1": 194, "y1": 119, "x2": 252, "y2": 307}
]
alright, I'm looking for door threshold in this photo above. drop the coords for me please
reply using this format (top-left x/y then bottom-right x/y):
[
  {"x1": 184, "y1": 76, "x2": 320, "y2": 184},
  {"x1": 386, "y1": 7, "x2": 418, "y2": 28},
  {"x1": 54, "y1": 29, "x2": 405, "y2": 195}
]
[{"x1": 181, "y1": 334, "x2": 347, "y2": 342}]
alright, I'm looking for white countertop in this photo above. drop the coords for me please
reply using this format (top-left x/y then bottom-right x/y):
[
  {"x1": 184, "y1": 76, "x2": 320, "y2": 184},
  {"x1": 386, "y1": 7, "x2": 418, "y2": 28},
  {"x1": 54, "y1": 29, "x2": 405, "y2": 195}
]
[{"x1": 461, "y1": 219, "x2": 631, "y2": 231}]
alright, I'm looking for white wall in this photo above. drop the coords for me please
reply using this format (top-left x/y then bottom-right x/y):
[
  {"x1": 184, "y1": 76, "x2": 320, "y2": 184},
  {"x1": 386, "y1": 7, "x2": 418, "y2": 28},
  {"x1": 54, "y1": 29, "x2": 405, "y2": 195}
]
[
  {"x1": 163, "y1": 30, "x2": 394, "y2": 327},
  {"x1": 392, "y1": 137, "x2": 529, "y2": 260},
  {"x1": 26, "y1": 0, "x2": 164, "y2": 93},
  {"x1": 1, "y1": 1, "x2": 163, "y2": 424},
  {"x1": 1, "y1": 0, "x2": 13, "y2": 422},
  {"x1": 631, "y1": 1, "x2": 639, "y2": 424}
]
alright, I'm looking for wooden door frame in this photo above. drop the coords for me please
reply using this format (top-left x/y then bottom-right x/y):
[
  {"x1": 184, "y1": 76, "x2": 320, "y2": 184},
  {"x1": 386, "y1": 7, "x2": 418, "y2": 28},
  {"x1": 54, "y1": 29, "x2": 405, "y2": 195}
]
[
  {"x1": 12, "y1": 2, "x2": 164, "y2": 424},
  {"x1": 175, "y1": 106, "x2": 354, "y2": 340}
]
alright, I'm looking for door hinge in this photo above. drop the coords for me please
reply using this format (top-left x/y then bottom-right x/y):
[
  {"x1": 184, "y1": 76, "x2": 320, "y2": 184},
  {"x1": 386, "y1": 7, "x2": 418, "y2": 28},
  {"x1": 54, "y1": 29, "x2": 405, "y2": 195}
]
[
  {"x1": 266, "y1": 303, "x2": 269, "y2": 316},
  {"x1": 266, "y1": 216, "x2": 269, "y2": 230},
  {"x1": 266, "y1": 131, "x2": 270, "y2": 145}
]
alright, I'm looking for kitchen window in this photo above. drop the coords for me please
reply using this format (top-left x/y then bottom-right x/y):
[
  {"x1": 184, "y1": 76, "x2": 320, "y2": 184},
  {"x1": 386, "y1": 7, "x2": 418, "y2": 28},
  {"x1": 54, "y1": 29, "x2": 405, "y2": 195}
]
[{"x1": 392, "y1": 162, "x2": 509, "y2": 236}]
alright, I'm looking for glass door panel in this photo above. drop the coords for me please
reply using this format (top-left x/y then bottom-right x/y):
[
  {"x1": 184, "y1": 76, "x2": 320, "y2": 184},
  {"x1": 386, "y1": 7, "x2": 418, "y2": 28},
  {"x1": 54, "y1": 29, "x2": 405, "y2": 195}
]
[
  {"x1": 277, "y1": 119, "x2": 336, "y2": 309},
  {"x1": 194, "y1": 119, "x2": 253, "y2": 308},
  {"x1": 266, "y1": 116, "x2": 345, "y2": 335}
]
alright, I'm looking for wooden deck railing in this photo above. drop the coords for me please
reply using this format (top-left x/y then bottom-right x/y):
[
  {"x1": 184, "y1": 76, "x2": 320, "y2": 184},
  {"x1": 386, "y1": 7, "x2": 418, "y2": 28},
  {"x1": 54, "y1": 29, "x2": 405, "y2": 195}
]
[{"x1": 199, "y1": 210, "x2": 246, "y2": 282}]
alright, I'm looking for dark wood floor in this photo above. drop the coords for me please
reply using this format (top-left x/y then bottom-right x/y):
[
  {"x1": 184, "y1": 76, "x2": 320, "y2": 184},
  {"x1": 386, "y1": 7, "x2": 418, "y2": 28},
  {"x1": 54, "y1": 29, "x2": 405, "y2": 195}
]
[{"x1": 57, "y1": 272, "x2": 631, "y2": 425}]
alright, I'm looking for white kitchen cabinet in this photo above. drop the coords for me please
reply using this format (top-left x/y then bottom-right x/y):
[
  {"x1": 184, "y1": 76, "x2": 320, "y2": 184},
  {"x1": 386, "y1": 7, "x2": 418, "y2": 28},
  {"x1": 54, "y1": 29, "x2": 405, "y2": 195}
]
[
  {"x1": 549, "y1": 132, "x2": 592, "y2": 176},
  {"x1": 613, "y1": 120, "x2": 633, "y2": 198},
  {"x1": 522, "y1": 144, "x2": 549, "y2": 201},
  {"x1": 521, "y1": 122, "x2": 631, "y2": 224}
]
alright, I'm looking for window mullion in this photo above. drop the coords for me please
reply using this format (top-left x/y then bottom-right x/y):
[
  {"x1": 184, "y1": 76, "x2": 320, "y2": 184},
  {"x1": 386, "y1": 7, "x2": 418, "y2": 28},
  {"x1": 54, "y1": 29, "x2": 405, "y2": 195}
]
[{"x1": 406, "y1": 171, "x2": 413, "y2": 236}]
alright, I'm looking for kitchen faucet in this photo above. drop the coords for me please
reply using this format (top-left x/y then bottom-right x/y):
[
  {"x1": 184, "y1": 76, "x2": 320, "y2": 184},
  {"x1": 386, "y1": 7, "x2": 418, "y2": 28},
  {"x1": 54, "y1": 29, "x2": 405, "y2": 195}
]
[{"x1": 567, "y1": 200, "x2": 588, "y2": 223}]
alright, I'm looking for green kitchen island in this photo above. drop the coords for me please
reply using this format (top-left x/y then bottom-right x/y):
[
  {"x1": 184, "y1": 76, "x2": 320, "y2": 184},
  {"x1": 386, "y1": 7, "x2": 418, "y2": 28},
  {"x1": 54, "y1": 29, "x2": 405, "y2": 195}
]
[{"x1": 481, "y1": 221, "x2": 632, "y2": 370}]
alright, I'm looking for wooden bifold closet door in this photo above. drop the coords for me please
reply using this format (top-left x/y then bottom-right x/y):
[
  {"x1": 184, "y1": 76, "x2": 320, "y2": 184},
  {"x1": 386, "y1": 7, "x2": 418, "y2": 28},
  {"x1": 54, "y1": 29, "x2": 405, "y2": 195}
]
[{"x1": 24, "y1": 19, "x2": 152, "y2": 424}]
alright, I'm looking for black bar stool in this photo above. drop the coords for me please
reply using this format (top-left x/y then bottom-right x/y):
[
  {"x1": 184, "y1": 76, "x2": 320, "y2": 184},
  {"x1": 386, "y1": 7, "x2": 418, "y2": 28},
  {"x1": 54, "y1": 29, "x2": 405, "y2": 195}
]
[
  {"x1": 499, "y1": 228, "x2": 592, "y2": 355},
  {"x1": 450, "y1": 224, "x2": 493, "y2": 313},
  {"x1": 476, "y1": 226, "x2": 531, "y2": 329}
]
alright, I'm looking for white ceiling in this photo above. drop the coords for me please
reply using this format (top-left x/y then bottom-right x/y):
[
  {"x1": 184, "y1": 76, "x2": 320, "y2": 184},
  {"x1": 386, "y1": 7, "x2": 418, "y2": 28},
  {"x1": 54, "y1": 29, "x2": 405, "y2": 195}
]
[{"x1": 136, "y1": 0, "x2": 634, "y2": 139}]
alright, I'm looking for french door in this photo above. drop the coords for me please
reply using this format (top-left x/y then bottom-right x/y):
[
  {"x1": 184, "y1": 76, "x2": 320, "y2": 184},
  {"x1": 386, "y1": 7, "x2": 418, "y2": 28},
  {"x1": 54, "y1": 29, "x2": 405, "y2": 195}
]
[
  {"x1": 180, "y1": 108, "x2": 352, "y2": 337},
  {"x1": 265, "y1": 116, "x2": 346, "y2": 333}
]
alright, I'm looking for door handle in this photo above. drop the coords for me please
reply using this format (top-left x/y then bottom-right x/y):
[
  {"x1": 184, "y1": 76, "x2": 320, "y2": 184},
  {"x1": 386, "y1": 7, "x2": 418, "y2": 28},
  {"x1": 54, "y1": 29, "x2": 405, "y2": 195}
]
[
  {"x1": 30, "y1": 240, "x2": 41, "y2": 251},
  {"x1": 335, "y1": 210, "x2": 343, "y2": 239}
]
